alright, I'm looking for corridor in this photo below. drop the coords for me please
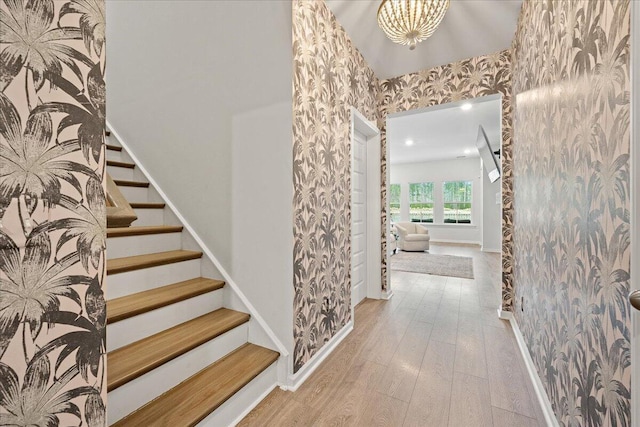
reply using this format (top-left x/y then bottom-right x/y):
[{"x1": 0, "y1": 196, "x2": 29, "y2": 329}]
[{"x1": 241, "y1": 243, "x2": 546, "y2": 426}]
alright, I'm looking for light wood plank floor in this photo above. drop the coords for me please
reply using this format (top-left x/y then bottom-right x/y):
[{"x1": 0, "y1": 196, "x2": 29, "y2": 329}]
[{"x1": 239, "y1": 243, "x2": 546, "y2": 427}]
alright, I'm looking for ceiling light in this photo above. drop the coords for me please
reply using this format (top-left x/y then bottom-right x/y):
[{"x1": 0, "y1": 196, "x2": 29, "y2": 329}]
[
  {"x1": 461, "y1": 103, "x2": 472, "y2": 111},
  {"x1": 464, "y1": 149, "x2": 472, "y2": 154},
  {"x1": 405, "y1": 140, "x2": 414, "y2": 146},
  {"x1": 377, "y1": 0, "x2": 450, "y2": 50}
]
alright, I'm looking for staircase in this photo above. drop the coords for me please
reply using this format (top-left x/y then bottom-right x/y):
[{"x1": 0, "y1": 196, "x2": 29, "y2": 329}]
[{"x1": 105, "y1": 136, "x2": 279, "y2": 426}]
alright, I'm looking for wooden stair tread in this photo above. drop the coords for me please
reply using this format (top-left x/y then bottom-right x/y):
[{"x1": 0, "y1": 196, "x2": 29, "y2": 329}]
[
  {"x1": 107, "y1": 309, "x2": 250, "y2": 392},
  {"x1": 107, "y1": 160, "x2": 135, "y2": 169},
  {"x1": 130, "y1": 202, "x2": 166, "y2": 209},
  {"x1": 107, "y1": 144, "x2": 122, "y2": 151},
  {"x1": 112, "y1": 343, "x2": 279, "y2": 426},
  {"x1": 114, "y1": 179, "x2": 149, "y2": 188},
  {"x1": 107, "y1": 278, "x2": 225, "y2": 324},
  {"x1": 107, "y1": 225, "x2": 183, "y2": 238},
  {"x1": 107, "y1": 250, "x2": 202, "y2": 275}
]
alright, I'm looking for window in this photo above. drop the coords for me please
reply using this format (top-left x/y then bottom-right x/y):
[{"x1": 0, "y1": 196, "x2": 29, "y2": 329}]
[
  {"x1": 409, "y1": 182, "x2": 434, "y2": 223},
  {"x1": 389, "y1": 184, "x2": 401, "y2": 223},
  {"x1": 443, "y1": 181, "x2": 472, "y2": 223}
]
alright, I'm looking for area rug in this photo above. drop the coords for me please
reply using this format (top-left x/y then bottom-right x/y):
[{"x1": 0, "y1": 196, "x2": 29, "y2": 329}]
[{"x1": 390, "y1": 251, "x2": 474, "y2": 279}]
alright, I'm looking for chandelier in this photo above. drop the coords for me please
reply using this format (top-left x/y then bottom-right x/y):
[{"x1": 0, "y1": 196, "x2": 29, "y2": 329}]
[{"x1": 377, "y1": 0, "x2": 450, "y2": 50}]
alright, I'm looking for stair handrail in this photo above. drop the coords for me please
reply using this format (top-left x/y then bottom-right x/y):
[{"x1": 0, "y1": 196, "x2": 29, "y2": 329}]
[{"x1": 107, "y1": 172, "x2": 138, "y2": 228}]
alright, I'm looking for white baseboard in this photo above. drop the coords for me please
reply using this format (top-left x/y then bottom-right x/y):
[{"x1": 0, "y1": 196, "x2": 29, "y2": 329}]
[
  {"x1": 381, "y1": 290, "x2": 394, "y2": 300},
  {"x1": 508, "y1": 316, "x2": 559, "y2": 427},
  {"x1": 282, "y1": 321, "x2": 354, "y2": 391},
  {"x1": 430, "y1": 239, "x2": 481, "y2": 246},
  {"x1": 497, "y1": 306, "x2": 513, "y2": 320}
]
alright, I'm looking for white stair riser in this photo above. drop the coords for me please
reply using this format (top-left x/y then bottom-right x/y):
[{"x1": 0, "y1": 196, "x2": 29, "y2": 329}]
[
  {"x1": 107, "y1": 165, "x2": 134, "y2": 181},
  {"x1": 106, "y1": 149, "x2": 124, "y2": 162},
  {"x1": 107, "y1": 323, "x2": 249, "y2": 425},
  {"x1": 107, "y1": 232, "x2": 182, "y2": 260},
  {"x1": 197, "y1": 363, "x2": 277, "y2": 427},
  {"x1": 131, "y1": 208, "x2": 165, "y2": 226},
  {"x1": 107, "y1": 290, "x2": 224, "y2": 351},
  {"x1": 107, "y1": 259, "x2": 201, "y2": 299},
  {"x1": 118, "y1": 186, "x2": 148, "y2": 202}
]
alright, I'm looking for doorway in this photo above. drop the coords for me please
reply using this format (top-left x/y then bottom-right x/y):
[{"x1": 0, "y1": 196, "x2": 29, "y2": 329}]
[
  {"x1": 386, "y1": 95, "x2": 503, "y2": 305},
  {"x1": 350, "y1": 108, "x2": 382, "y2": 312},
  {"x1": 352, "y1": 128, "x2": 368, "y2": 307}
]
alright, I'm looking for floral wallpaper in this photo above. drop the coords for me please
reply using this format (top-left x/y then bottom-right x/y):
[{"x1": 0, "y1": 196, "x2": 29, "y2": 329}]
[
  {"x1": 0, "y1": 0, "x2": 107, "y2": 425},
  {"x1": 292, "y1": 0, "x2": 379, "y2": 373},
  {"x1": 377, "y1": 50, "x2": 514, "y2": 309},
  {"x1": 512, "y1": 0, "x2": 631, "y2": 425}
]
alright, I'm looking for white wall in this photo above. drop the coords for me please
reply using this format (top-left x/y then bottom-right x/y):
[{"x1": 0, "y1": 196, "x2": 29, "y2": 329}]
[
  {"x1": 107, "y1": 1, "x2": 294, "y2": 352},
  {"x1": 231, "y1": 102, "x2": 293, "y2": 352},
  {"x1": 390, "y1": 158, "x2": 483, "y2": 244},
  {"x1": 481, "y1": 159, "x2": 502, "y2": 252}
]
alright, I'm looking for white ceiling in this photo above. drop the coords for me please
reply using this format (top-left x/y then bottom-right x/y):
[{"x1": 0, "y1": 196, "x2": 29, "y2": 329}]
[
  {"x1": 387, "y1": 96, "x2": 501, "y2": 165},
  {"x1": 325, "y1": 0, "x2": 522, "y2": 79}
]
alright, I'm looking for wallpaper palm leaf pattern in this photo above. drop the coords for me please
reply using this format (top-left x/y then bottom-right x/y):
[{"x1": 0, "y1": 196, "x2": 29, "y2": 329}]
[
  {"x1": 292, "y1": 0, "x2": 379, "y2": 372},
  {"x1": 512, "y1": 0, "x2": 630, "y2": 425},
  {"x1": 377, "y1": 50, "x2": 514, "y2": 309},
  {"x1": 0, "y1": 0, "x2": 106, "y2": 425},
  {"x1": 292, "y1": 0, "x2": 516, "y2": 372},
  {"x1": 0, "y1": 0, "x2": 93, "y2": 94}
]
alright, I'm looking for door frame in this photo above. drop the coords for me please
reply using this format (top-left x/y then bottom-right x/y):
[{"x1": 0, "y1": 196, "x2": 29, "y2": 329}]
[
  {"x1": 350, "y1": 107, "x2": 382, "y2": 313},
  {"x1": 631, "y1": 1, "x2": 639, "y2": 424},
  {"x1": 384, "y1": 95, "x2": 503, "y2": 302}
]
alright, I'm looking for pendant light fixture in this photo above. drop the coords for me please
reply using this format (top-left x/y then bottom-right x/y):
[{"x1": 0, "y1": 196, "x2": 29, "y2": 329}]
[{"x1": 377, "y1": 0, "x2": 450, "y2": 50}]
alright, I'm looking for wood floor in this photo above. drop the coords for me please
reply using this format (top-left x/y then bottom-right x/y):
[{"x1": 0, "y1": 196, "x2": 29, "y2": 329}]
[{"x1": 239, "y1": 243, "x2": 546, "y2": 427}]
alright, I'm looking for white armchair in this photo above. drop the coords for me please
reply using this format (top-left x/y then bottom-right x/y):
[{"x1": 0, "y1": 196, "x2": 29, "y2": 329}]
[
  {"x1": 389, "y1": 225, "x2": 398, "y2": 255},
  {"x1": 395, "y1": 222, "x2": 430, "y2": 252}
]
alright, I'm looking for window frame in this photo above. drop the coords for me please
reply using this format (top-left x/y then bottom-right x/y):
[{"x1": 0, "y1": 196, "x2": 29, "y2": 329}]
[
  {"x1": 442, "y1": 181, "x2": 473, "y2": 224},
  {"x1": 408, "y1": 182, "x2": 435, "y2": 223},
  {"x1": 389, "y1": 183, "x2": 401, "y2": 224}
]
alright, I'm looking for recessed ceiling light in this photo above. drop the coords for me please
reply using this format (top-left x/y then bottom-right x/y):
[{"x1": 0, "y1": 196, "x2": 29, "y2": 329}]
[
  {"x1": 405, "y1": 140, "x2": 414, "y2": 146},
  {"x1": 461, "y1": 103, "x2": 472, "y2": 111},
  {"x1": 464, "y1": 149, "x2": 472, "y2": 154}
]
